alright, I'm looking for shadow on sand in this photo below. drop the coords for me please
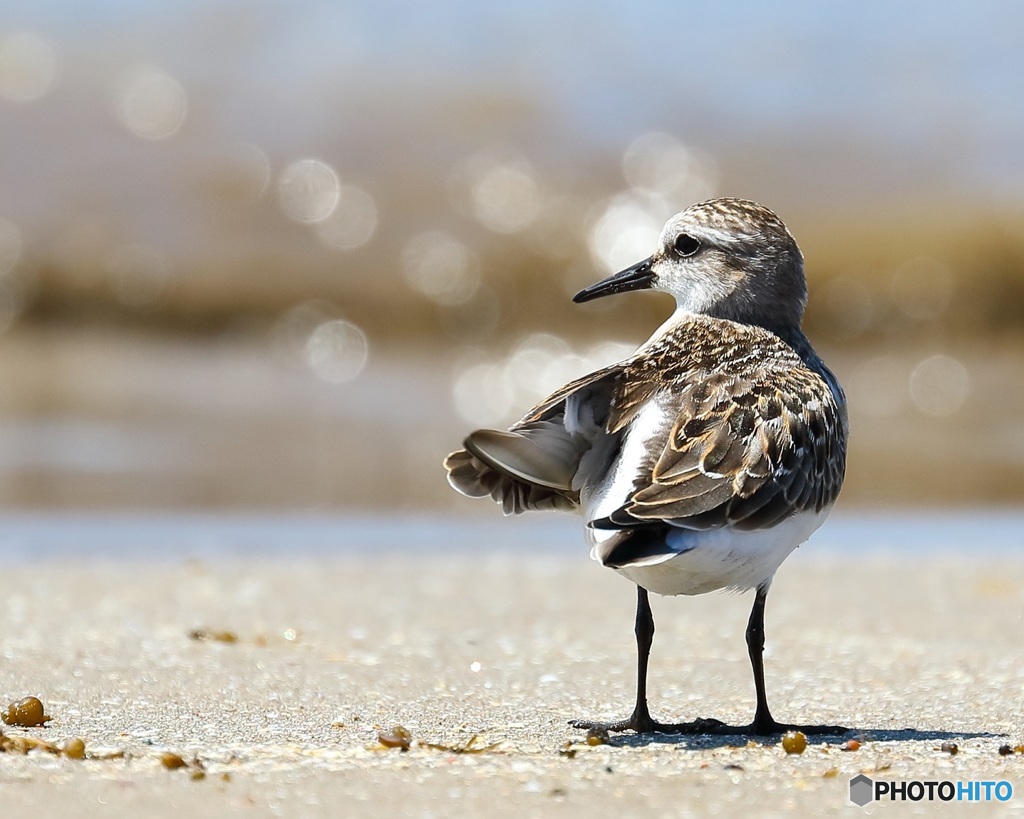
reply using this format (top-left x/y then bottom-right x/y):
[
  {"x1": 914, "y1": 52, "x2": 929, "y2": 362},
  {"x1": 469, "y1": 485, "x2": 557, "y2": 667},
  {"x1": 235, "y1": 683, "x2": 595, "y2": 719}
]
[{"x1": 590, "y1": 727, "x2": 1004, "y2": 751}]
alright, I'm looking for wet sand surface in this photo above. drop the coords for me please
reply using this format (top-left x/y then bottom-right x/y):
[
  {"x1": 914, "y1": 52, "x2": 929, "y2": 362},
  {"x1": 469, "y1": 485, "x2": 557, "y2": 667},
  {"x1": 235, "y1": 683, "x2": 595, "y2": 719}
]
[{"x1": 1, "y1": 519, "x2": 1023, "y2": 816}]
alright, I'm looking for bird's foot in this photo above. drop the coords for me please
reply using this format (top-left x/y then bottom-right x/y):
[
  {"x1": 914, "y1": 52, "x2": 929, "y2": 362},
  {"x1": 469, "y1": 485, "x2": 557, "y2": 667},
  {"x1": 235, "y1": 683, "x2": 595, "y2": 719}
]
[
  {"x1": 743, "y1": 718, "x2": 849, "y2": 737},
  {"x1": 694, "y1": 717, "x2": 849, "y2": 737},
  {"x1": 569, "y1": 714, "x2": 727, "y2": 735},
  {"x1": 570, "y1": 714, "x2": 847, "y2": 737}
]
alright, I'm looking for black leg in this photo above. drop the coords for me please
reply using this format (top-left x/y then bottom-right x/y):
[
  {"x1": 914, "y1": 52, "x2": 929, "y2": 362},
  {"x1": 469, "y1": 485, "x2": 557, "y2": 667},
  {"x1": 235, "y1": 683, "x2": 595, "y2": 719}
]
[
  {"x1": 738, "y1": 580, "x2": 847, "y2": 735},
  {"x1": 746, "y1": 582, "x2": 775, "y2": 732},
  {"x1": 570, "y1": 581, "x2": 847, "y2": 737},
  {"x1": 570, "y1": 585, "x2": 725, "y2": 734},
  {"x1": 631, "y1": 585, "x2": 655, "y2": 729},
  {"x1": 619, "y1": 585, "x2": 657, "y2": 731},
  {"x1": 570, "y1": 585, "x2": 655, "y2": 732}
]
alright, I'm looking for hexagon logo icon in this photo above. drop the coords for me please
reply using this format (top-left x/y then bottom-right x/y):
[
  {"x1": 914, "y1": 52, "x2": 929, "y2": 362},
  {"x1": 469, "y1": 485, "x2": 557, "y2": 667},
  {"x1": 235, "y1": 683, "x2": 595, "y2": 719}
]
[{"x1": 850, "y1": 774, "x2": 874, "y2": 807}]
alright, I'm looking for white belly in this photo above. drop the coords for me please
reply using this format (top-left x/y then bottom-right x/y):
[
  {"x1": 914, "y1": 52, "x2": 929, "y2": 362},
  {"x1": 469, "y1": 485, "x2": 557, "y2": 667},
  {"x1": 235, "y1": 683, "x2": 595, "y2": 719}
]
[{"x1": 611, "y1": 508, "x2": 831, "y2": 596}]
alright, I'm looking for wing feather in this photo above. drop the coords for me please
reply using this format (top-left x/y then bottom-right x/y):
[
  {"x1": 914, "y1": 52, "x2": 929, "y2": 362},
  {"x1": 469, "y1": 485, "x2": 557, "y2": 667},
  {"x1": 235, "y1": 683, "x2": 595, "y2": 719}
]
[
  {"x1": 602, "y1": 335, "x2": 847, "y2": 533},
  {"x1": 444, "y1": 365, "x2": 624, "y2": 515},
  {"x1": 445, "y1": 316, "x2": 847, "y2": 531}
]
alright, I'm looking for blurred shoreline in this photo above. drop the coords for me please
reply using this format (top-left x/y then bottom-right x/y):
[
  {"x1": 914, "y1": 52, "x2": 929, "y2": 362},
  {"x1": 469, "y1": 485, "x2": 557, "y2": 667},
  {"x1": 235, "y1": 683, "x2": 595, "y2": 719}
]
[{"x1": 0, "y1": 316, "x2": 1021, "y2": 510}]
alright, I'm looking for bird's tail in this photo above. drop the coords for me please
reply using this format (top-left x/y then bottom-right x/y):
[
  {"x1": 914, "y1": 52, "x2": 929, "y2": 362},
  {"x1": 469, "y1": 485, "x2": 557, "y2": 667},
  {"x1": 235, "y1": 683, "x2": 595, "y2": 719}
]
[{"x1": 443, "y1": 432, "x2": 579, "y2": 515}]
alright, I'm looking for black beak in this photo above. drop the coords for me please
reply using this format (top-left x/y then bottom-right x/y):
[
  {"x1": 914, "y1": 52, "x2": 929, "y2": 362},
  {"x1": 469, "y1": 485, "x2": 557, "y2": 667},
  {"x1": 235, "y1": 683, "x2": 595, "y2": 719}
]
[{"x1": 573, "y1": 257, "x2": 655, "y2": 304}]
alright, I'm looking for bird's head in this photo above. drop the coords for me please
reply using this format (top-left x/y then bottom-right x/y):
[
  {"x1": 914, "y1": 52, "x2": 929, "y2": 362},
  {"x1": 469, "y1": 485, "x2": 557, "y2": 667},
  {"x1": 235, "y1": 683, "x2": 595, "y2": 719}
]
[{"x1": 574, "y1": 198, "x2": 807, "y2": 332}]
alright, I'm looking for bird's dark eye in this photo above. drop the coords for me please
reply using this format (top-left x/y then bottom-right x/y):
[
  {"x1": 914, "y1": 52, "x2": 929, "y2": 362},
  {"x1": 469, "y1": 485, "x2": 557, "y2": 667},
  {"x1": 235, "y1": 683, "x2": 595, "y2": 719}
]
[{"x1": 673, "y1": 233, "x2": 701, "y2": 257}]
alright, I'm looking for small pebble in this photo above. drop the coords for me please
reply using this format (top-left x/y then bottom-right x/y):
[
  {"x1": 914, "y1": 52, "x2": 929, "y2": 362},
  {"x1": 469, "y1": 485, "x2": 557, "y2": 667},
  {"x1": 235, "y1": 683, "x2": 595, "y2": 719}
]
[
  {"x1": 782, "y1": 730, "x2": 807, "y2": 755},
  {"x1": 188, "y1": 629, "x2": 238, "y2": 643},
  {"x1": 63, "y1": 737, "x2": 87, "y2": 759},
  {"x1": 998, "y1": 744, "x2": 1013, "y2": 756},
  {"x1": 377, "y1": 725, "x2": 413, "y2": 750},
  {"x1": 586, "y1": 728, "x2": 609, "y2": 746},
  {"x1": 841, "y1": 739, "x2": 861, "y2": 752},
  {"x1": 2, "y1": 697, "x2": 51, "y2": 727},
  {"x1": 161, "y1": 751, "x2": 188, "y2": 769},
  {"x1": 940, "y1": 741, "x2": 959, "y2": 756}
]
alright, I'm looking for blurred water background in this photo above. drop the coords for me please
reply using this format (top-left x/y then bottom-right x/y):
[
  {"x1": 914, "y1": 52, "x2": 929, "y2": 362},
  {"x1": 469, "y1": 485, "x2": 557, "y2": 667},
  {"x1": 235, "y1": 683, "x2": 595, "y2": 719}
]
[{"x1": 1, "y1": 1, "x2": 1023, "y2": 514}]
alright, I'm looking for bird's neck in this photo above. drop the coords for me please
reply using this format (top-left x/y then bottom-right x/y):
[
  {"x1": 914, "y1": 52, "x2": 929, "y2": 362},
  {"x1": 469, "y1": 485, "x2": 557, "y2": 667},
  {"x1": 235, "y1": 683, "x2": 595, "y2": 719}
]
[{"x1": 644, "y1": 304, "x2": 805, "y2": 350}]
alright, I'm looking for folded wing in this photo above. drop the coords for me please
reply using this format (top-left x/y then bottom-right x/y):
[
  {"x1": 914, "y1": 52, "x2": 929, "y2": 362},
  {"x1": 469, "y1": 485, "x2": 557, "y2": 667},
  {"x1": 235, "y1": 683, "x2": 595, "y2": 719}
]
[
  {"x1": 600, "y1": 365, "x2": 846, "y2": 533},
  {"x1": 443, "y1": 365, "x2": 624, "y2": 515}
]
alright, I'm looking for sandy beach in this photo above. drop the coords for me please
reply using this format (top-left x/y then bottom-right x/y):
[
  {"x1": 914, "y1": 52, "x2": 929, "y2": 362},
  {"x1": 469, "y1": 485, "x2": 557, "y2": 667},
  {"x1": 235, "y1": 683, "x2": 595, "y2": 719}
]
[{"x1": 1, "y1": 515, "x2": 1023, "y2": 816}]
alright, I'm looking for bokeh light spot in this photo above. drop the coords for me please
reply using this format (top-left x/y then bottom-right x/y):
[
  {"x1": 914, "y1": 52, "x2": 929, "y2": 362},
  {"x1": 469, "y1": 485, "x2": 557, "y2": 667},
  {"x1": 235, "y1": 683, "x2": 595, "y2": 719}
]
[
  {"x1": 471, "y1": 162, "x2": 539, "y2": 233},
  {"x1": 271, "y1": 301, "x2": 337, "y2": 360},
  {"x1": 451, "y1": 334, "x2": 639, "y2": 427},
  {"x1": 115, "y1": 65, "x2": 188, "y2": 140},
  {"x1": 909, "y1": 354, "x2": 970, "y2": 417},
  {"x1": 522, "y1": 195, "x2": 588, "y2": 261},
  {"x1": 452, "y1": 147, "x2": 541, "y2": 234},
  {"x1": 278, "y1": 159, "x2": 340, "y2": 224},
  {"x1": 585, "y1": 340, "x2": 636, "y2": 367},
  {"x1": 0, "y1": 31, "x2": 58, "y2": 101},
  {"x1": 588, "y1": 193, "x2": 665, "y2": 274},
  {"x1": 505, "y1": 333, "x2": 572, "y2": 398},
  {"x1": 452, "y1": 361, "x2": 513, "y2": 426},
  {"x1": 622, "y1": 132, "x2": 717, "y2": 203},
  {"x1": 401, "y1": 230, "x2": 480, "y2": 305},
  {"x1": 315, "y1": 184, "x2": 378, "y2": 250},
  {"x1": 303, "y1": 319, "x2": 369, "y2": 383}
]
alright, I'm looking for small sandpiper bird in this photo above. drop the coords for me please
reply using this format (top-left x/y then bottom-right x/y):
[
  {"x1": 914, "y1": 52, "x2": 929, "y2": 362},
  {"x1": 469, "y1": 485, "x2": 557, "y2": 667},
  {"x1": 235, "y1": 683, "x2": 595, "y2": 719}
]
[{"x1": 444, "y1": 198, "x2": 848, "y2": 735}]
